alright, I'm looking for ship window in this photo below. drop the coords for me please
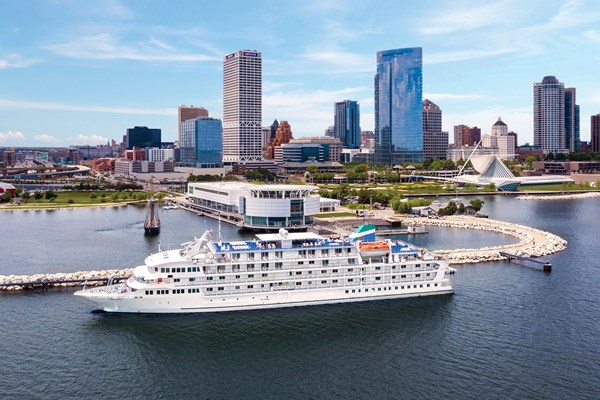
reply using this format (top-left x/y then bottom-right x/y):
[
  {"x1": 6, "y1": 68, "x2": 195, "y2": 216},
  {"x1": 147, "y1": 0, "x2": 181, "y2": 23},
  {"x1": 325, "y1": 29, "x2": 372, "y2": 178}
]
[
  {"x1": 322, "y1": 249, "x2": 329, "y2": 256},
  {"x1": 322, "y1": 260, "x2": 329, "y2": 266},
  {"x1": 219, "y1": 276, "x2": 225, "y2": 280},
  {"x1": 298, "y1": 261, "x2": 304, "y2": 265},
  {"x1": 207, "y1": 277, "x2": 213, "y2": 281},
  {"x1": 348, "y1": 278, "x2": 353, "y2": 282},
  {"x1": 332, "y1": 269, "x2": 338, "y2": 273},
  {"x1": 296, "y1": 271, "x2": 302, "y2": 275},
  {"x1": 247, "y1": 264, "x2": 255, "y2": 271},
  {"x1": 308, "y1": 250, "x2": 315, "y2": 255},
  {"x1": 187, "y1": 267, "x2": 191, "y2": 272},
  {"x1": 416, "y1": 274, "x2": 420, "y2": 277},
  {"x1": 262, "y1": 273, "x2": 268, "y2": 277},
  {"x1": 296, "y1": 282, "x2": 302, "y2": 286},
  {"x1": 420, "y1": 284, "x2": 423, "y2": 288},
  {"x1": 275, "y1": 251, "x2": 282, "y2": 258},
  {"x1": 392, "y1": 266, "x2": 396, "y2": 270},
  {"x1": 248, "y1": 285, "x2": 253, "y2": 289},
  {"x1": 427, "y1": 273, "x2": 430, "y2": 277},
  {"x1": 332, "y1": 279, "x2": 338, "y2": 283},
  {"x1": 384, "y1": 287, "x2": 386, "y2": 291},
  {"x1": 401, "y1": 265, "x2": 406, "y2": 269},
  {"x1": 275, "y1": 262, "x2": 283, "y2": 269},
  {"x1": 261, "y1": 263, "x2": 268, "y2": 269},
  {"x1": 392, "y1": 276, "x2": 396, "y2": 279},
  {"x1": 348, "y1": 259, "x2": 356, "y2": 265},
  {"x1": 427, "y1": 284, "x2": 430, "y2": 287},
  {"x1": 348, "y1": 268, "x2": 354, "y2": 272},
  {"x1": 375, "y1": 267, "x2": 381, "y2": 271},
  {"x1": 235, "y1": 286, "x2": 240, "y2": 289},
  {"x1": 345, "y1": 290, "x2": 349, "y2": 293},
  {"x1": 189, "y1": 278, "x2": 195, "y2": 283},
  {"x1": 395, "y1": 286, "x2": 398, "y2": 290},
  {"x1": 207, "y1": 288, "x2": 213, "y2": 291},
  {"x1": 378, "y1": 288, "x2": 381, "y2": 291},
  {"x1": 308, "y1": 271, "x2": 312, "y2": 274},
  {"x1": 248, "y1": 274, "x2": 254, "y2": 278},
  {"x1": 174, "y1": 278, "x2": 180, "y2": 283},
  {"x1": 160, "y1": 268, "x2": 165, "y2": 273},
  {"x1": 365, "y1": 288, "x2": 368, "y2": 292},
  {"x1": 435, "y1": 283, "x2": 438, "y2": 287},
  {"x1": 321, "y1": 270, "x2": 327, "y2": 274},
  {"x1": 235, "y1": 275, "x2": 240, "y2": 279},
  {"x1": 218, "y1": 287, "x2": 224, "y2": 291},
  {"x1": 309, "y1": 260, "x2": 315, "y2": 264},
  {"x1": 401, "y1": 286, "x2": 404, "y2": 289},
  {"x1": 401, "y1": 275, "x2": 406, "y2": 278},
  {"x1": 413, "y1": 285, "x2": 417, "y2": 288},
  {"x1": 375, "y1": 277, "x2": 381, "y2": 281},
  {"x1": 426, "y1": 263, "x2": 430, "y2": 267},
  {"x1": 416, "y1": 264, "x2": 421, "y2": 268},
  {"x1": 262, "y1": 252, "x2": 268, "y2": 258},
  {"x1": 321, "y1": 280, "x2": 327, "y2": 284}
]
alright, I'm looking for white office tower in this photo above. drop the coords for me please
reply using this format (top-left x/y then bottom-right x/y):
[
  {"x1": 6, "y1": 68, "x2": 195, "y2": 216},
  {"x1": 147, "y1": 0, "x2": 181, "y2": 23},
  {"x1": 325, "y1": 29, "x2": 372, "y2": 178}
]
[{"x1": 222, "y1": 50, "x2": 263, "y2": 163}]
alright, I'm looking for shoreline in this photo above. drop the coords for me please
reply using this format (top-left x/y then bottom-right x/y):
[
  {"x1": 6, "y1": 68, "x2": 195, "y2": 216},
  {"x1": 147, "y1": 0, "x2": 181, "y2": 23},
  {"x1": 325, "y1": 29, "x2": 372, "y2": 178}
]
[{"x1": 515, "y1": 192, "x2": 600, "y2": 200}]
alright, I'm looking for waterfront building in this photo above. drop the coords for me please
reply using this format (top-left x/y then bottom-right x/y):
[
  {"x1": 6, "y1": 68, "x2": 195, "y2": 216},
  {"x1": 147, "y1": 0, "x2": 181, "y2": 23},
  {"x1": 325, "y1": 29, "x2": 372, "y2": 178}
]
[
  {"x1": 1, "y1": 148, "x2": 16, "y2": 167},
  {"x1": 146, "y1": 148, "x2": 176, "y2": 163},
  {"x1": 125, "y1": 126, "x2": 161, "y2": 150},
  {"x1": 374, "y1": 47, "x2": 424, "y2": 165},
  {"x1": 222, "y1": 50, "x2": 262, "y2": 163},
  {"x1": 534, "y1": 76, "x2": 566, "y2": 154},
  {"x1": 334, "y1": 100, "x2": 360, "y2": 149},
  {"x1": 280, "y1": 143, "x2": 323, "y2": 163},
  {"x1": 592, "y1": 114, "x2": 600, "y2": 153},
  {"x1": 186, "y1": 182, "x2": 320, "y2": 230},
  {"x1": 422, "y1": 99, "x2": 448, "y2": 160},
  {"x1": 564, "y1": 88, "x2": 580, "y2": 152},
  {"x1": 114, "y1": 160, "x2": 175, "y2": 176},
  {"x1": 515, "y1": 144, "x2": 544, "y2": 162},
  {"x1": 482, "y1": 118, "x2": 515, "y2": 160},
  {"x1": 180, "y1": 117, "x2": 223, "y2": 168},
  {"x1": 453, "y1": 125, "x2": 481, "y2": 147},
  {"x1": 508, "y1": 131, "x2": 518, "y2": 147},
  {"x1": 288, "y1": 136, "x2": 342, "y2": 162},
  {"x1": 91, "y1": 158, "x2": 115, "y2": 173},
  {"x1": 178, "y1": 105, "x2": 208, "y2": 146}
]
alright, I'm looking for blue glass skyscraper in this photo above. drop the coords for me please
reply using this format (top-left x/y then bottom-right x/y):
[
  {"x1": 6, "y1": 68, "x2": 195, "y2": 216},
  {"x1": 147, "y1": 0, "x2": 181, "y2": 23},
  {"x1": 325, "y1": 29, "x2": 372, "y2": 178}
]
[
  {"x1": 374, "y1": 47, "x2": 424, "y2": 165},
  {"x1": 334, "y1": 100, "x2": 360, "y2": 149},
  {"x1": 180, "y1": 117, "x2": 222, "y2": 168}
]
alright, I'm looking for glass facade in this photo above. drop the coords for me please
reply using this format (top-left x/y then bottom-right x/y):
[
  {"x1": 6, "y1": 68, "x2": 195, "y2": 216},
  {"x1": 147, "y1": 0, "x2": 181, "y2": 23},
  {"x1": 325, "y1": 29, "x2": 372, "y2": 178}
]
[
  {"x1": 334, "y1": 100, "x2": 360, "y2": 149},
  {"x1": 180, "y1": 117, "x2": 223, "y2": 167},
  {"x1": 125, "y1": 126, "x2": 161, "y2": 150},
  {"x1": 374, "y1": 48, "x2": 424, "y2": 165}
]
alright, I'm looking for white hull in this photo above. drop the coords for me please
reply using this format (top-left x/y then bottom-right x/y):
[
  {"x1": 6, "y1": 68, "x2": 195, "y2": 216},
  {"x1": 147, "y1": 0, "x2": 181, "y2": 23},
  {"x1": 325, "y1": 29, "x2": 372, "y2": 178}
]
[{"x1": 76, "y1": 285, "x2": 453, "y2": 314}]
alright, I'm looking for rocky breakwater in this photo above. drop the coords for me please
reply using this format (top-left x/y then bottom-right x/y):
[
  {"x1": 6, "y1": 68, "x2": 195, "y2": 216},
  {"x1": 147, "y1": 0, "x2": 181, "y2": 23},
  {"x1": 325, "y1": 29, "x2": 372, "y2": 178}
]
[
  {"x1": 410, "y1": 216, "x2": 567, "y2": 265},
  {"x1": 0, "y1": 268, "x2": 134, "y2": 291},
  {"x1": 516, "y1": 192, "x2": 600, "y2": 201}
]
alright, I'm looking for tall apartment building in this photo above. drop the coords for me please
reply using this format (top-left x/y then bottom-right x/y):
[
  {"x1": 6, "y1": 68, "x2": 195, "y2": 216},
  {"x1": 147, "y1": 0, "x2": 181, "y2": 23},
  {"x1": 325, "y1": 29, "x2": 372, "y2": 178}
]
[
  {"x1": 592, "y1": 114, "x2": 600, "y2": 153},
  {"x1": 334, "y1": 100, "x2": 360, "y2": 149},
  {"x1": 288, "y1": 136, "x2": 342, "y2": 162},
  {"x1": 564, "y1": 88, "x2": 580, "y2": 152},
  {"x1": 534, "y1": 76, "x2": 566, "y2": 154},
  {"x1": 422, "y1": 99, "x2": 448, "y2": 159},
  {"x1": 374, "y1": 47, "x2": 424, "y2": 165},
  {"x1": 178, "y1": 105, "x2": 208, "y2": 146},
  {"x1": 222, "y1": 50, "x2": 262, "y2": 163},
  {"x1": 453, "y1": 125, "x2": 481, "y2": 147},
  {"x1": 265, "y1": 121, "x2": 293, "y2": 159}
]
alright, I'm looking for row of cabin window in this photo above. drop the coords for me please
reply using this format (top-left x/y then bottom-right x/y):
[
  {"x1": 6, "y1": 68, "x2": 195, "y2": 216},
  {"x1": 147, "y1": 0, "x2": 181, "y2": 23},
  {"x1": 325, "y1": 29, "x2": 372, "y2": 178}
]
[
  {"x1": 344, "y1": 283, "x2": 439, "y2": 293},
  {"x1": 160, "y1": 266, "x2": 201, "y2": 273}
]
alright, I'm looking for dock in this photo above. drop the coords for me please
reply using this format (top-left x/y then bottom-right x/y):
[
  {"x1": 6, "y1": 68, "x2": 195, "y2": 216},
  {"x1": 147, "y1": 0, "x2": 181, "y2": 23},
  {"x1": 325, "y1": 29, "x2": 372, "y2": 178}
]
[{"x1": 499, "y1": 251, "x2": 552, "y2": 272}]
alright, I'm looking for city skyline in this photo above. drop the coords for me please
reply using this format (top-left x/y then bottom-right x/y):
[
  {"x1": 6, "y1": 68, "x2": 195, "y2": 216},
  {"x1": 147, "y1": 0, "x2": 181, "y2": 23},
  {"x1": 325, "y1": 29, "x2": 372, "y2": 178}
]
[{"x1": 1, "y1": 0, "x2": 600, "y2": 147}]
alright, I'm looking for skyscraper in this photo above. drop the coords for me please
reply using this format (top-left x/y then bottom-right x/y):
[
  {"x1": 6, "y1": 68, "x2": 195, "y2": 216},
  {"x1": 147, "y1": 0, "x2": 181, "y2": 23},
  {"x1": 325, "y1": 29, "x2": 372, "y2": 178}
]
[
  {"x1": 374, "y1": 47, "x2": 424, "y2": 165},
  {"x1": 125, "y1": 126, "x2": 161, "y2": 150},
  {"x1": 178, "y1": 105, "x2": 208, "y2": 146},
  {"x1": 180, "y1": 117, "x2": 222, "y2": 168},
  {"x1": 422, "y1": 99, "x2": 448, "y2": 160},
  {"x1": 222, "y1": 50, "x2": 262, "y2": 163},
  {"x1": 453, "y1": 125, "x2": 481, "y2": 147},
  {"x1": 565, "y1": 88, "x2": 580, "y2": 152},
  {"x1": 534, "y1": 76, "x2": 566, "y2": 154},
  {"x1": 482, "y1": 117, "x2": 515, "y2": 160},
  {"x1": 592, "y1": 113, "x2": 600, "y2": 153},
  {"x1": 334, "y1": 100, "x2": 360, "y2": 149}
]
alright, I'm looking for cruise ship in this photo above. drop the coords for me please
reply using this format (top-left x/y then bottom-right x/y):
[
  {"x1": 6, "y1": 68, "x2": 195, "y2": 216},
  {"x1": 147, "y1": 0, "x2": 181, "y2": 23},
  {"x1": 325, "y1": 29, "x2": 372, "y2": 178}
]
[{"x1": 74, "y1": 225, "x2": 455, "y2": 313}]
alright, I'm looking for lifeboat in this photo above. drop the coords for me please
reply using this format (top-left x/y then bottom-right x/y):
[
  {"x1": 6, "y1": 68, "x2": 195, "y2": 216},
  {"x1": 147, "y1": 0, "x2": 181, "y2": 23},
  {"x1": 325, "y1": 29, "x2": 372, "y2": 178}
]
[{"x1": 359, "y1": 241, "x2": 390, "y2": 257}]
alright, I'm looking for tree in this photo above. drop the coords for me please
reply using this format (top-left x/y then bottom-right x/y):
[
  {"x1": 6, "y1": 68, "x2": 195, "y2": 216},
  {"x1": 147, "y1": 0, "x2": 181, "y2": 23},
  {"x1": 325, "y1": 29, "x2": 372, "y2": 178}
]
[
  {"x1": 306, "y1": 165, "x2": 318, "y2": 174},
  {"x1": 482, "y1": 182, "x2": 496, "y2": 192},
  {"x1": 45, "y1": 190, "x2": 57, "y2": 200},
  {"x1": 33, "y1": 191, "x2": 43, "y2": 202},
  {"x1": 22, "y1": 192, "x2": 31, "y2": 202},
  {"x1": 438, "y1": 201, "x2": 458, "y2": 216},
  {"x1": 1, "y1": 192, "x2": 11, "y2": 202},
  {"x1": 469, "y1": 199, "x2": 485, "y2": 212}
]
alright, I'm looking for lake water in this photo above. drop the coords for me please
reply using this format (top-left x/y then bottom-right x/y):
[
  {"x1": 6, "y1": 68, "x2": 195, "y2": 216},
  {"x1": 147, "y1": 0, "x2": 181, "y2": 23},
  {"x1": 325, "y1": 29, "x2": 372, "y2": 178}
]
[{"x1": 1, "y1": 196, "x2": 599, "y2": 399}]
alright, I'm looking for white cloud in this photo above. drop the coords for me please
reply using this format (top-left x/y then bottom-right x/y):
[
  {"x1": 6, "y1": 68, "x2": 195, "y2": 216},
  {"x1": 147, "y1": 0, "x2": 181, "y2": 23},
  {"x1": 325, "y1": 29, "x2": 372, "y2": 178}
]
[
  {"x1": 583, "y1": 29, "x2": 600, "y2": 43},
  {"x1": 46, "y1": 33, "x2": 221, "y2": 62},
  {"x1": 0, "y1": 53, "x2": 42, "y2": 69},
  {"x1": 33, "y1": 134, "x2": 62, "y2": 144},
  {"x1": 419, "y1": 2, "x2": 514, "y2": 35},
  {"x1": 425, "y1": 48, "x2": 516, "y2": 64},
  {"x1": 0, "y1": 98, "x2": 176, "y2": 116},
  {"x1": 0, "y1": 131, "x2": 25, "y2": 144},
  {"x1": 424, "y1": 93, "x2": 487, "y2": 101},
  {"x1": 71, "y1": 134, "x2": 110, "y2": 144}
]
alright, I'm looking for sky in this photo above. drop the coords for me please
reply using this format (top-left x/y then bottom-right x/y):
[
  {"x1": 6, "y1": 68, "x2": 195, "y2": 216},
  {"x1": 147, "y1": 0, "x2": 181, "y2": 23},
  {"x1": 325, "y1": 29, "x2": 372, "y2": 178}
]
[{"x1": 1, "y1": 0, "x2": 600, "y2": 148}]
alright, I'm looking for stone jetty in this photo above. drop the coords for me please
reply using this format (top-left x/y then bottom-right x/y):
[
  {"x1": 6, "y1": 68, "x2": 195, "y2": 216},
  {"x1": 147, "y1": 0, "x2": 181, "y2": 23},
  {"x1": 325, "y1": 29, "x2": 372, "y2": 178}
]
[
  {"x1": 515, "y1": 192, "x2": 600, "y2": 201},
  {"x1": 0, "y1": 268, "x2": 133, "y2": 292},
  {"x1": 410, "y1": 215, "x2": 567, "y2": 264}
]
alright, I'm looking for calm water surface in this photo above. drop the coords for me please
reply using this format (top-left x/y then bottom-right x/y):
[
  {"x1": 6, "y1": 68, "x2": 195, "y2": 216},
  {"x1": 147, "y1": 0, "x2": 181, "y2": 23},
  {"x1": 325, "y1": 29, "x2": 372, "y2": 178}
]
[{"x1": 1, "y1": 197, "x2": 599, "y2": 399}]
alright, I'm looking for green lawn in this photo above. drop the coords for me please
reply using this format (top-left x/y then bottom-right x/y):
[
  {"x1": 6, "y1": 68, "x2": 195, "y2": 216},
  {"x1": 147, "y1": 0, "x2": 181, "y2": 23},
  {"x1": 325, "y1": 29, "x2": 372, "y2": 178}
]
[
  {"x1": 10, "y1": 190, "x2": 151, "y2": 208},
  {"x1": 315, "y1": 212, "x2": 356, "y2": 218}
]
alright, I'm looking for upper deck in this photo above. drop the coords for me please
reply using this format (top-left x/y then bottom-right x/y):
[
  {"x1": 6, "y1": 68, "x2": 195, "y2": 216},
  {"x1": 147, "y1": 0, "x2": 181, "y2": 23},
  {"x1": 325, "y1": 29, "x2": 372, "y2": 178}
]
[{"x1": 212, "y1": 232, "x2": 355, "y2": 254}]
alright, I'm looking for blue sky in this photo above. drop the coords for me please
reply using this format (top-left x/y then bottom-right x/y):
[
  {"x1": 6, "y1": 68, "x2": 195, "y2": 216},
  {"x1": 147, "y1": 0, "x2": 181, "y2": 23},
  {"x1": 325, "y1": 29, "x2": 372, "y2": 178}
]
[{"x1": 1, "y1": 0, "x2": 600, "y2": 148}]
